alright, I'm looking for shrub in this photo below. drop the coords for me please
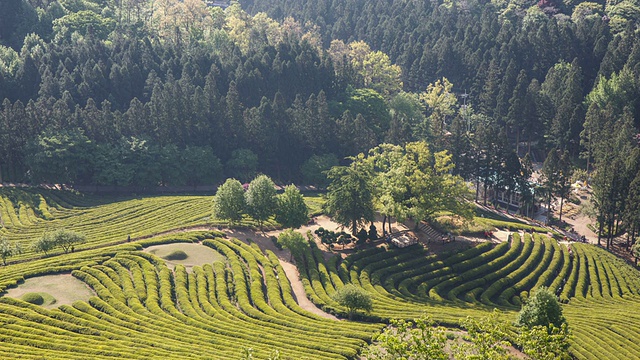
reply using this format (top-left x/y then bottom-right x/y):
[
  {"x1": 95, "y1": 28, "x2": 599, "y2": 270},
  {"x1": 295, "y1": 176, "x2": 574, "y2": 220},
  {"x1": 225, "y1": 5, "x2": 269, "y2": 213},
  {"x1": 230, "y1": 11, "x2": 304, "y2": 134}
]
[
  {"x1": 163, "y1": 250, "x2": 188, "y2": 261},
  {"x1": 332, "y1": 284, "x2": 372, "y2": 319},
  {"x1": 516, "y1": 286, "x2": 566, "y2": 329},
  {"x1": 22, "y1": 292, "x2": 45, "y2": 305}
]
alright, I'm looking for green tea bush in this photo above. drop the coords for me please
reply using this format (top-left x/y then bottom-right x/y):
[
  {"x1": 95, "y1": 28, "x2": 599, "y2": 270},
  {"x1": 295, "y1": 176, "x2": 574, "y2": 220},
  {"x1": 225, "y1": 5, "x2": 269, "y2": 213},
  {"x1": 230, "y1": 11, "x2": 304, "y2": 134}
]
[
  {"x1": 163, "y1": 250, "x2": 188, "y2": 261},
  {"x1": 21, "y1": 292, "x2": 45, "y2": 305}
]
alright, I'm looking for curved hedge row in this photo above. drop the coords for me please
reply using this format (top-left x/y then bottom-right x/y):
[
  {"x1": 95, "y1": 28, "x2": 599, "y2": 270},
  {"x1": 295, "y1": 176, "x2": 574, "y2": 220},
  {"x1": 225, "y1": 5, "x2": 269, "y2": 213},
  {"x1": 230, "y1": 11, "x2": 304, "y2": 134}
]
[
  {"x1": 0, "y1": 233, "x2": 381, "y2": 359},
  {"x1": 296, "y1": 232, "x2": 640, "y2": 359}
]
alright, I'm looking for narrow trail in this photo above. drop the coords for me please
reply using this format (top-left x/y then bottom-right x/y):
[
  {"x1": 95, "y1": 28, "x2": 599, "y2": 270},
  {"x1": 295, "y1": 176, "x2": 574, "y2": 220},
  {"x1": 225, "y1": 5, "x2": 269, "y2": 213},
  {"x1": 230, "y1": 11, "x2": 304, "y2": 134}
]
[{"x1": 278, "y1": 259, "x2": 338, "y2": 320}]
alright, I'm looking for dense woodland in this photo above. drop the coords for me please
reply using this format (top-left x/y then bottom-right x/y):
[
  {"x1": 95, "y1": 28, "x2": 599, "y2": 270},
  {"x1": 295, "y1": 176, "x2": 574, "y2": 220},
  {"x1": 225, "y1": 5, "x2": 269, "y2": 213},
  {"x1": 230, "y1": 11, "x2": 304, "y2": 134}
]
[{"x1": 2, "y1": 0, "x2": 640, "y2": 243}]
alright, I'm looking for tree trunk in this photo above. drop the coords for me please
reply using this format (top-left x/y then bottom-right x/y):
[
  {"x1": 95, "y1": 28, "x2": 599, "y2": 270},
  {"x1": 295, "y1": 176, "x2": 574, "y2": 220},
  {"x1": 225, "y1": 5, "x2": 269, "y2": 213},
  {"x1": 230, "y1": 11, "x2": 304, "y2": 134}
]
[
  {"x1": 382, "y1": 215, "x2": 387, "y2": 236},
  {"x1": 547, "y1": 195, "x2": 552, "y2": 225},
  {"x1": 559, "y1": 196, "x2": 564, "y2": 223},
  {"x1": 352, "y1": 219, "x2": 357, "y2": 238},
  {"x1": 597, "y1": 218, "x2": 603, "y2": 246}
]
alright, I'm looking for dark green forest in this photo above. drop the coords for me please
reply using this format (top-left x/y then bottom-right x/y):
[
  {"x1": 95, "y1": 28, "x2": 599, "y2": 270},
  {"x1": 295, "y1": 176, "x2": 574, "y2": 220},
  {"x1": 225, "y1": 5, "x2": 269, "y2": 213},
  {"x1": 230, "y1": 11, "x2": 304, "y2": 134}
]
[{"x1": 2, "y1": 0, "x2": 640, "y2": 243}]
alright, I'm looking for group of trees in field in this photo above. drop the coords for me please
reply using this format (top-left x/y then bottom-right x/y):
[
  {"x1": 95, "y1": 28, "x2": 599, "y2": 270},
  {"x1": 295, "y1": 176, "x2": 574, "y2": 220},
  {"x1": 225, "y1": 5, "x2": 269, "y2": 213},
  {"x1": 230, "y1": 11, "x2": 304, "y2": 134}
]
[
  {"x1": 32, "y1": 228, "x2": 86, "y2": 255},
  {"x1": 325, "y1": 141, "x2": 474, "y2": 236},
  {"x1": 242, "y1": 0, "x2": 640, "y2": 246},
  {"x1": 212, "y1": 175, "x2": 309, "y2": 230},
  {"x1": 2, "y1": 228, "x2": 86, "y2": 264}
]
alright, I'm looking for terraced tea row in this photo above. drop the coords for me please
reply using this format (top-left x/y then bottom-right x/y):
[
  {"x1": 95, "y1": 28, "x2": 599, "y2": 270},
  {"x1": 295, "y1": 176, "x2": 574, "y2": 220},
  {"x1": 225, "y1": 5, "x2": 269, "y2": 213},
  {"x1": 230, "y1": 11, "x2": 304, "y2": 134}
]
[
  {"x1": 0, "y1": 233, "x2": 381, "y2": 359},
  {"x1": 0, "y1": 189, "x2": 279, "y2": 261},
  {"x1": 296, "y1": 233, "x2": 640, "y2": 359}
]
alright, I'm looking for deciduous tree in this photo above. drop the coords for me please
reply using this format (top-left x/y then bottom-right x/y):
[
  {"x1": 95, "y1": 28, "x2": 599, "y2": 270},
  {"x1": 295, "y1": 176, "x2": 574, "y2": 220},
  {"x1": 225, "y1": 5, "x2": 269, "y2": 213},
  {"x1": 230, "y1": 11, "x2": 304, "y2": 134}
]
[
  {"x1": 275, "y1": 185, "x2": 308, "y2": 229},
  {"x1": 245, "y1": 175, "x2": 277, "y2": 231},
  {"x1": 331, "y1": 284, "x2": 373, "y2": 320},
  {"x1": 212, "y1": 178, "x2": 246, "y2": 224},
  {"x1": 325, "y1": 157, "x2": 375, "y2": 235}
]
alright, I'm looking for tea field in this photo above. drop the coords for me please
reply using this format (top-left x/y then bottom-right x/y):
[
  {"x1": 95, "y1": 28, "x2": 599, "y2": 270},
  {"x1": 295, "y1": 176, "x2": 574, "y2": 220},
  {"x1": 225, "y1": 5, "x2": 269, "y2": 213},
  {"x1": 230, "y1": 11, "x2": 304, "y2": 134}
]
[{"x1": 1, "y1": 188, "x2": 640, "y2": 359}]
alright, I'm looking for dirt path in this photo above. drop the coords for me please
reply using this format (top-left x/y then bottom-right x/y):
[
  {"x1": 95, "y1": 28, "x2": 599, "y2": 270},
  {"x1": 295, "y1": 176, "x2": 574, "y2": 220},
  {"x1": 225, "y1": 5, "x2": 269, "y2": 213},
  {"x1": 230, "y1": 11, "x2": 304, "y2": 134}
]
[
  {"x1": 218, "y1": 217, "x2": 343, "y2": 319},
  {"x1": 278, "y1": 260, "x2": 338, "y2": 320},
  {"x1": 563, "y1": 213, "x2": 597, "y2": 244}
]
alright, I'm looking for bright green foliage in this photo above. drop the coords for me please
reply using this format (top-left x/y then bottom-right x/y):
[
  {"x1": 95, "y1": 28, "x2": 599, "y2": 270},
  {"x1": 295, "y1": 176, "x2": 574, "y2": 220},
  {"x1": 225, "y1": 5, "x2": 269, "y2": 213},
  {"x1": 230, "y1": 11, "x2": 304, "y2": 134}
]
[
  {"x1": 245, "y1": 175, "x2": 277, "y2": 230},
  {"x1": 26, "y1": 128, "x2": 94, "y2": 184},
  {"x1": 518, "y1": 324, "x2": 571, "y2": 360},
  {"x1": 0, "y1": 236, "x2": 20, "y2": 265},
  {"x1": 52, "y1": 10, "x2": 116, "y2": 39},
  {"x1": 453, "y1": 310, "x2": 512, "y2": 360},
  {"x1": 274, "y1": 185, "x2": 308, "y2": 229},
  {"x1": 212, "y1": 178, "x2": 246, "y2": 224},
  {"x1": 363, "y1": 316, "x2": 448, "y2": 360},
  {"x1": 516, "y1": 286, "x2": 566, "y2": 329},
  {"x1": 332, "y1": 283, "x2": 373, "y2": 319},
  {"x1": 40, "y1": 229, "x2": 87, "y2": 254},
  {"x1": 325, "y1": 157, "x2": 375, "y2": 235},
  {"x1": 366, "y1": 141, "x2": 473, "y2": 232},
  {"x1": 21, "y1": 292, "x2": 45, "y2": 305},
  {"x1": 32, "y1": 236, "x2": 55, "y2": 255},
  {"x1": 276, "y1": 229, "x2": 307, "y2": 261},
  {"x1": 421, "y1": 77, "x2": 457, "y2": 141}
]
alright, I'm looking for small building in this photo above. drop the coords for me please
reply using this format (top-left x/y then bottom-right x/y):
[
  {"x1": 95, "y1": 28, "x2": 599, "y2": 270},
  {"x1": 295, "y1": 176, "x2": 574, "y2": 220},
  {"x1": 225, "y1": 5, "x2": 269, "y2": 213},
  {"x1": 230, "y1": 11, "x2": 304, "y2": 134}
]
[
  {"x1": 205, "y1": 0, "x2": 230, "y2": 8},
  {"x1": 390, "y1": 233, "x2": 418, "y2": 248}
]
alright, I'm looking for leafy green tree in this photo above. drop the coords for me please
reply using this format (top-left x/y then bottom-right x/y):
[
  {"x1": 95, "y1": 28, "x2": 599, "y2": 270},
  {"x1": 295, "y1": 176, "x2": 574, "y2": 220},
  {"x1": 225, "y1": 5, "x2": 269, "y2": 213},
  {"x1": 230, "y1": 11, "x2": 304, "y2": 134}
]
[
  {"x1": 212, "y1": 178, "x2": 246, "y2": 224},
  {"x1": 275, "y1": 185, "x2": 308, "y2": 229},
  {"x1": 300, "y1": 154, "x2": 339, "y2": 189},
  {"x1": 516, "y1": 287, "x2": 566, "y2": 329},
  {"x1": 421, "y1": 77, "x2": 457, "y2": 143},
  {"x1": 453, "y1": 310, "x2": 512, "y2": 360},
  {"x1": 276, "y1": 229, "x2": 307, "y2": 261},
  {"x1": 52, "y1": 10, "x2": 116, "y2": 40},
  {"x1": 405, "y1": 142, "x2": 474, "y2": 222},
  {"x1": 331, "y1": 284, "x2": 373, "y2": 320},
  {"x1": 226, "y1": 149, "x2": 258, "y2": 183},
  {"x1": 245, "y1": 175, "x2": 277, "y2": 230},
  {"x1": 0, "y1": 237, "x2": 21, "y2": 265},
  {"x1": 518, "y1": 324, "x2": 571, "y2": 360},
  {"x1": 40, "y1": 229, "x2": 86, "y2": 254},
  {"x1": 32, "y1": 236, "x2": 55, "y2": 256},
  {"x1": 363, "y1": 316, "x2": 448, "y2": 360},
  {"x1": 325, "y1": 157, "x2": 375, "y2": 235},
  {"x1": 26, "y1": 128, "x2": 95, "y2": 184}
]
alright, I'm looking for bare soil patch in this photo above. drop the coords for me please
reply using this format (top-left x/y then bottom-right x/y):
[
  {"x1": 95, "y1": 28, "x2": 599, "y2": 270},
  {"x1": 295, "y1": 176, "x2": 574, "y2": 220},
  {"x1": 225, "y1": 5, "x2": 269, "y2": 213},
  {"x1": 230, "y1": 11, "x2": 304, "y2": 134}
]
[
  {"x1": 144, "y1": 243, "x2": 224, "y2": 272},
  {"x1": 3, "y1": 274, "x2": 95, "y2": 309}
]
